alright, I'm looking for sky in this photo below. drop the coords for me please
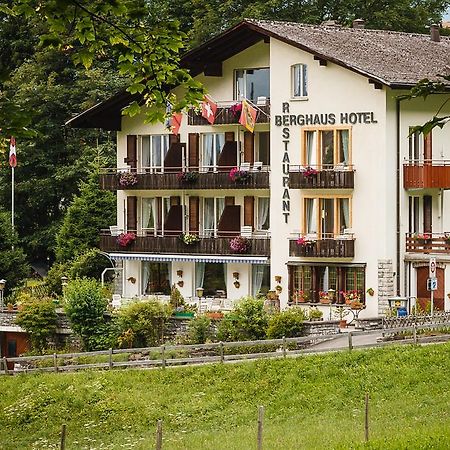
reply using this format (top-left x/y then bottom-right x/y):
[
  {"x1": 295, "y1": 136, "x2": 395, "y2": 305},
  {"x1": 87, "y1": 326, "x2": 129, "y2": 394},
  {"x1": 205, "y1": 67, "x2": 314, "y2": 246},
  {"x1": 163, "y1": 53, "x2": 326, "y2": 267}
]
[{"x1": 444, "y1": 6, "x2": 450, "y2": 20}]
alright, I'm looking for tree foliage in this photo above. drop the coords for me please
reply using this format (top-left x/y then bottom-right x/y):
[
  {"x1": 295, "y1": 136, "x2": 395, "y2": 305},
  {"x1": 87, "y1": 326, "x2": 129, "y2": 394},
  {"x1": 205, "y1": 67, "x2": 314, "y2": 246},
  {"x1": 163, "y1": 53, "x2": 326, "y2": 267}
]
[
  {"x1": 64, "y1": 277, "x2": 111, "y2": 350},
  {"x1": 15, "y1": 296, "x2": 58, "y2": 353}
]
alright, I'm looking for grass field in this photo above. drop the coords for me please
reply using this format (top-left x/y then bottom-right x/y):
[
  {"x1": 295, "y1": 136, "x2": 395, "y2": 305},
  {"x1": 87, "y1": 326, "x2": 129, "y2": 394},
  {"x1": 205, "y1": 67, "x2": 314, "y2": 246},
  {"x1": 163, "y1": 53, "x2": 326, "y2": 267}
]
[{"x1": 1, "y1": 344, "x2": 450, "y2": 449}]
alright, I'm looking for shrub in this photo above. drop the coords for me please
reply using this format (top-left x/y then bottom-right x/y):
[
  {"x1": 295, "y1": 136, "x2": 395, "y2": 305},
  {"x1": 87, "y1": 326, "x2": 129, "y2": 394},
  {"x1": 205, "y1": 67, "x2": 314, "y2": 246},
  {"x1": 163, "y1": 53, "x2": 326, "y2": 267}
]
[
  {"x1": 217, "y1": 296, "x2": 268, "y2": 342},
  {"x1": 15, "y1": 297, "x2": 58, "y2": 353},
  {"x1": 116, "y1": 300, "x2": 172, "y2": 348},
  {"x1": 267, "y1": 308, "x2": 308, "y2": 339},
  {"x1": 169, "y1": 285, "x2": 185, "y2": 308},
  {"x1": 45, "y1": 261, "x2": 71, "y2": 297},
  {"x1": 188, "y1": 315, "x2": 212, "y2": 344},
  {"x1": 64, "y1": 278, "x2": 111, "y2": 351}
]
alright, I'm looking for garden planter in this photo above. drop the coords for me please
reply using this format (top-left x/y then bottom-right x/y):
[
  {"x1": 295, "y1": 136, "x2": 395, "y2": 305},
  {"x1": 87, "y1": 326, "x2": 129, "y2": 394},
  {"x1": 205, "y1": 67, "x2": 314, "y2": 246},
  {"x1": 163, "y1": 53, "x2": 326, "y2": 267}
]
[
  {"x1": 174, "y1": 311, "x2": 195, "y2": 319},
  {"x1": 339, "y1": 319, "x2": 347, "y2": 328},
  {"x1": 206, "y1": 312, "x2": 224, "y2": 320}
]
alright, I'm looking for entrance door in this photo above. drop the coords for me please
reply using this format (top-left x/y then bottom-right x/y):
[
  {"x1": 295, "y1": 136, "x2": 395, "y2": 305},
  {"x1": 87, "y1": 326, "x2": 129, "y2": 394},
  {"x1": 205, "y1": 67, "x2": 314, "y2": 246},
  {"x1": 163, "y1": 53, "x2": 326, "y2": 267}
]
[{"x1": 416, "y1": 266, "x2": 444, "y2": 311}]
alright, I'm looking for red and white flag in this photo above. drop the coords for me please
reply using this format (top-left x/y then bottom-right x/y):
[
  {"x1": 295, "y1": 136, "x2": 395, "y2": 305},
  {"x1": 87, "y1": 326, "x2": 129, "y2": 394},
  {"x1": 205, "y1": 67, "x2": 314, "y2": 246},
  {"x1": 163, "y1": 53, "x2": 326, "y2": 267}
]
[
  {"x1": 201, "y1": 96, "x2": 217, "y2": 124},
  {"x1": 171, "y1": 112, "x2": 183, "y2": 135},
  {"x1": 9, "y1": 136, "x2": 17, "y2": 168},
  {"x1": 239, "y1": 99, "x2": 257, "y2": 133}
]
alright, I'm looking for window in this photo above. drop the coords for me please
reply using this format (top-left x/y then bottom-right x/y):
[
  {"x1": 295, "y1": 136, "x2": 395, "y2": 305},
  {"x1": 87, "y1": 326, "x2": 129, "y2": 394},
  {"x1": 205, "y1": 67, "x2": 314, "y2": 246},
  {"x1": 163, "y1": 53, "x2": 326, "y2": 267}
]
[
  {"x1": 408, "y1": 127, "x2": 422, "y2": 161},
  {"x1": 256, "y1": 132, "x2": 270, "y2": 165},
  {"x1": 256, "y1": 197, "x2": 270, "y2": 231},
  {"x1": 304, "y1": 197, "x2": 351, "y2": 238},
  {"x1": 235, "y1": 68, "x2": 270, "y2": 102},
  {"x1": 289, "y1": 264, "x2": 365, "y2": 304},
  {"x1": 252, "y1": 264, "x2": 270, "y2": 296},
  {"x1": 140, "y1": 135, "x2": 170, "y2": 172},
  {"x1": 202, "y1": 197, "x2": 225, "y2": 237},
  {"x1": 195, "y1": 262, "x2": 227, "y2": 297},
  {"x1": 408, "y1": 196, "x2": 420, "y2": 234},
  {"x1": 142, "y1": 262, "x2": 171, "y2": 295},
  {"x1": 141, "y1": 197, "x2": 170, "y2": 235},
  {"x1": 201, "y1": 133, "x2": 225, "y2": 171},
  {"x1": 292, "y1": 64, "x2": 307, "y2": 98},
  {"x1": 303, "y1": 128, "x2": 350, "y2": 168}
]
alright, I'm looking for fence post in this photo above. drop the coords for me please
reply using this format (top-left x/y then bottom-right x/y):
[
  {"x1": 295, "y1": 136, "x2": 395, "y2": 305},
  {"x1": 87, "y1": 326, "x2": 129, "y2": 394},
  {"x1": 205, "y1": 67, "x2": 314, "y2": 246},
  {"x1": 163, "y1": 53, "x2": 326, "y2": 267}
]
[
  {"x1": 413, "y1": 323, "x2": 417, "y2": 345},
  {"x1": 2, "y1": 356, "x2": 8, "y2": 375},
  {"x1": 53, "y1": 353, "x2": 58, "y2": 373},
  {"x1": 60, "y1": 424, "x2": 66, "y2": 450},
  {"x1": 364, "y1": 392, "x2": 369, "y2": 442},
  {"x1": 348, "y1": 331, "x2": 353, "y2": 351},
  {"x1": 109, "y1": 348, "x2": 113, "y2": 370},
  {"x1": 257, "y1": 405, "x2": 264, "y2": 450},
  {"x1": 156, "y1": 419, "x2": 163, "y2": 450},
  {"x1": 161, "y1": 345, "x2": 166, "y2": 369},
  {"x1": 219, "y1": 341, "x2": 224, "y2": 363},
  {"x1": 282, "y1": 336, "x2": 287, "y2": 358}
]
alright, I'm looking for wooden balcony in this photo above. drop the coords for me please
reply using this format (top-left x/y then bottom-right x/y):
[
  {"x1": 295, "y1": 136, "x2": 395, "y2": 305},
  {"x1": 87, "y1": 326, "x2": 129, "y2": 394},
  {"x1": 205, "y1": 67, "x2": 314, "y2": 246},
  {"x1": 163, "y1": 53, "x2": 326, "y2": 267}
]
[
  {"x1": 289, "y1": 236, "x2": 355, "y2": 258},
  {"x1": 404, "y1": 161, "x2": 450, "y2": 189},
  {"x1": 188, "y1": 104, "x2": 270, "y2": 125},
  {"x1": 100, "y1": 231, "x2": 271, "y2": 257},
  {"x1": 100, "y1": 168, "x2": 270, "y2": 191},
  {"x1": 406, "y1": 233, "x2": 450, "y2": 254},
  {"x1": 289, "y1": 166, "x2": 355, "y2": 189}
]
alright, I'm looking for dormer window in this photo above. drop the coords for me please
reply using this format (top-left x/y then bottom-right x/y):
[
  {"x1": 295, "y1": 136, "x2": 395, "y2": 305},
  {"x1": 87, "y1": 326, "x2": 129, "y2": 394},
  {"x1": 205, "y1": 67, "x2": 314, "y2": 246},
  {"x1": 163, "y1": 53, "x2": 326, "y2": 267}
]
[
  {"x1": 235, "y1": 68, "x2": 270, "y2": 102},
  {"x1": 292, "y1": 64, "x2": 308, "y2": 98}
]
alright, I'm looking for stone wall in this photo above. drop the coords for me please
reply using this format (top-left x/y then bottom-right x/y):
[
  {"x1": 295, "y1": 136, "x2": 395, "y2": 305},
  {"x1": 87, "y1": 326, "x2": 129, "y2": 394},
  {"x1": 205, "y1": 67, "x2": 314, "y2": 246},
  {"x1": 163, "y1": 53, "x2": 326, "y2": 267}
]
[
  {"x1": 303, "y1": 320, "x2": 340, "y2": 336},
  {"x1": 377, "y1": 259, "x2": 395, "y2": 315}
]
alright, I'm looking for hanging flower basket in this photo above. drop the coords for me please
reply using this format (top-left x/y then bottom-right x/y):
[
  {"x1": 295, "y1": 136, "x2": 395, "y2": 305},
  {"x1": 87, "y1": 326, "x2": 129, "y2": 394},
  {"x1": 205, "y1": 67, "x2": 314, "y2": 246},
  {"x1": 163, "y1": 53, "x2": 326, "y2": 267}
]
[
  {"x1": 118, "y1": 172, "x2": 138, "y2": 187},
  {"x1": 229, "y1": 167, "x2": 251, "y2": 183},
  {"x1": 116, "y1": 232, "x2": 136, "y2": 247},
  {"x1": 229, "y1": 236, "x2": 250, "y2": 254}
]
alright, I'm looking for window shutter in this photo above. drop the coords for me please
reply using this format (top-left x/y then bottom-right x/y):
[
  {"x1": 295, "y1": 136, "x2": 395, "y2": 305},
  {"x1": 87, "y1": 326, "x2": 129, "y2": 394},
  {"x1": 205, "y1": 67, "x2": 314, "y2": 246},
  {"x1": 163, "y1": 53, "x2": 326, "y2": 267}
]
[
  {"x1": 225, "y1": 131, "x2": 235, "y2": 142},
  {"x1": 125, "y1": 135, "x2": 137, "y2": 168},
  {"x1": 244, "y1": 132, "x2": 254, "y2": 164},
  {"x1": 244, "y1": 196, "x2": 254, "y2": 228},
  {"x1": 225, "y1": 196, "x2": 235, "y2": 206},
  {"x1": 189, "y1": 196, "x2": 199, "y2": 233},
  {"x1": 217, "y1": 140, "x2": 237, "y2": 168},
  {"x1": 423, "y1": 195, "x2": 432, "y2": 233},
  {"x1": 165, "y1": 205, "x2": 183, "y2": 235},
  {"x1": 170, "y1": 134, "x2": 180, "y2": 145},
  {"x1": 126, "y1": 196, "x2": 137, "y2": 231},
  {"x1": 188, "y1": 133, "x2": 199, "y2": 169},
  {"x1": 424, "y1": 132, "x2": 432, "y2": 161},
  {"x1": 218, "y1": 205, "x2": 241, "y2": 236}
]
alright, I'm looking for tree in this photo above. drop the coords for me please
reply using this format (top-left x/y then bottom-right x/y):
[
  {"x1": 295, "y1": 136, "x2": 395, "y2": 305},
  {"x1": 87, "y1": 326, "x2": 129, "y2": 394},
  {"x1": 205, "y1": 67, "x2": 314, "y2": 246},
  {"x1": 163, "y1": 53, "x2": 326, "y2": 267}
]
[
  {"x1": 55, "y1": 166, "x2": 116, "y2": 262},
  {"x1": 64, "y1": 278, "x2": 111, "y2": 350},
  {"x1": 15, "y1": 296, "x2": 58, "y2": 353},
  {"x1": 0, "y1": 209, "x2": 29, "y2": 297}
]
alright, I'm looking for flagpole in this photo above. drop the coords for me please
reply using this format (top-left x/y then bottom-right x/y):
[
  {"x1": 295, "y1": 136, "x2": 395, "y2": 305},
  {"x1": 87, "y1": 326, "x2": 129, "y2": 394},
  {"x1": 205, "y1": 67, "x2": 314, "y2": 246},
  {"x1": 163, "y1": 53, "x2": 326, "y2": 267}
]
[{"x1": 11, "y1": 165, "x2": 14, "y2": 232}]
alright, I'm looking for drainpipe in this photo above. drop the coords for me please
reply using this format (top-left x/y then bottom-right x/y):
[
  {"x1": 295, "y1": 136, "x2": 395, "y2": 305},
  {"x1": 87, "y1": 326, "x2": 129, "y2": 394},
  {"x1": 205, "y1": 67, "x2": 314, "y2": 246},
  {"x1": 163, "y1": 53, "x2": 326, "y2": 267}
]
[{"x1": 396, "y1": 97, "x2": 404, "y2": 296}]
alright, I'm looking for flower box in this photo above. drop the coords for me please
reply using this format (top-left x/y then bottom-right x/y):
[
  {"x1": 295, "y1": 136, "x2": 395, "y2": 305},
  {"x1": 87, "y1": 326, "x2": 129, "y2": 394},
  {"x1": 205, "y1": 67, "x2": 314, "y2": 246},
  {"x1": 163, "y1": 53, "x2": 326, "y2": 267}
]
[
  {"x1": 118, "y1": 172, "x2": 138, "y2": 187},
  {"x1": 229, "y1": 167, "x2": 251, "y2": 183},
  {"x1": 116, "y1": 232, "x2": 136, "y2": 247},
  {"x1": 229, "y1": 236, "x2": 250, "y2": 254}
]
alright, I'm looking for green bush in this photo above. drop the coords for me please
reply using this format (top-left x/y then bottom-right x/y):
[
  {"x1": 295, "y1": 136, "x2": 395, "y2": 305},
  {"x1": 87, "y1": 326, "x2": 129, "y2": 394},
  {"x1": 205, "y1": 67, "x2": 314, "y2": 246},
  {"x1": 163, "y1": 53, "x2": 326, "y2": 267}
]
[
  {"x1": 64, "y1": 278, "x2": 112, "y2": 351},
  {"x1": 15, "y1": 296, "x2": 58, "y2": 353},
  {"x1": 188, "y1": 315, "x2": 212, "y2": 344},
  {"x1": 69, "y1": 249, "x2": 115, "y2": 282},
  {"x1": 267, "y1": 308, "x2": 308, "y2": 339},
  {"x1": 45, "y1": 261, "x2": 71, "y2": 297},
  {"x1": 116, "y1": 300, "x2": 172, "y2": 348},
  {"x1": 217, "y1": 296, "x2": 268, "y2": 342}
]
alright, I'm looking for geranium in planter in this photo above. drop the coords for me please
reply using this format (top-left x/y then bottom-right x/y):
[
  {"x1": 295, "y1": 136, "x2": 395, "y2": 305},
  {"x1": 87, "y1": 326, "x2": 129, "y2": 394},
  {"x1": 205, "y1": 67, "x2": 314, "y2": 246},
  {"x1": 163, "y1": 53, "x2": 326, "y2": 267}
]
[
  {"x1": 302, "y1": 166, "x2": 318, "y2": 177},
  {"x1": 229, "y1": 167, "x2": 251, "y2": 183},
  {"x1": 118, "y1": 172, "x2": 138, "y2": 187},
  {"x1": 340, "y1": 290, "x2": 360, "y2": 305},
  {"x1": 229, "y1": 236, "x2": 250, "y2": 254},
  {"x1": 116, "y1": 232, "x2": 136, "y2": 247},
  {"x1": 177, "y1": 171, "x2": 198, "y2": 183},
  {"x1": 296, "y1": 236, "x2": 316, "y2": 246}
]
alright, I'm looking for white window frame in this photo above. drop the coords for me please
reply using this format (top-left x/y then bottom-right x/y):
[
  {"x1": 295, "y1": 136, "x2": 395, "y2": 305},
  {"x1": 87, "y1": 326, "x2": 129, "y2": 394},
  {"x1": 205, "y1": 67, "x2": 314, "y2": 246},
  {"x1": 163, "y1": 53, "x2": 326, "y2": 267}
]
[
  {"x1": 202, "y1": 197, "x2": 225, "y2": 237},
  {"x1": 139, "y1": 135, "x2": 170, "y2": 173},
  {"x1": 292, "y1": 64, "x2": 308, "y2": 99},
  {"x1": 141, "y1": 196, "x2": 170, "y2": 236},
  {"x1": 256, "y1": 197, "x2": 270, "y2": 231},
  {"x1": 235, "y1": 67, "x2": 270, "y2": 101},
  {"x1": 201, "y1": 133, "x2": 225, "y2": 171}
]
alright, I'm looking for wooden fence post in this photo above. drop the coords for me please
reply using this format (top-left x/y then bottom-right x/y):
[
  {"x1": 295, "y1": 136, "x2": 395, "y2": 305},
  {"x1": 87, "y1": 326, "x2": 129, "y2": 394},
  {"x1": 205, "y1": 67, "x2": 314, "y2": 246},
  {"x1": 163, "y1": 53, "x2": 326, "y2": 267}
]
[
  {"x1": 282, "y1": 336, "x2": 287, "y2": 358},
  {"x1": 3, "y1": 357, "x2": 9, "y2": 375},
  {"x1": 109, "y1": 348, "x2": 113, "y2": 370},
  {"x1": 53, "y1": 353, "x2": 58, "y2": 372},
  {"x1": 413, "y1": 324, "x2": 417, "y2": 344},
  {"x1": 60, "y1": 424, "x2": 66, "y2": 450},
  {"x1": 161, "y1": 345, "x2": 166, "y2": 369},
  {"x1": 156, "y1": 419, "x2": 163, "y2": 450},
  {"x1": 348, "y1": 332, "x2": 353, "y2": 351},
  {"x1": 364, "y1": 392, "x2": 369, "y2": 442},
  {"x1": 219, "y1": 341, "x2": 224, "y2": 363},
  {"x1": 257, "y1": 405, "x2": 264, "y2": 450}
]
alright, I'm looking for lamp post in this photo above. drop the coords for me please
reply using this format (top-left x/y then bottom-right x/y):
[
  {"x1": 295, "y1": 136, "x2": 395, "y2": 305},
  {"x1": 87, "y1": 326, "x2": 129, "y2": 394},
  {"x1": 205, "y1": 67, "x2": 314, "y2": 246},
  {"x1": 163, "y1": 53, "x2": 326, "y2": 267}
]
[{"x1": 0, "y1": 279, "x2": 6, "y2": 310}]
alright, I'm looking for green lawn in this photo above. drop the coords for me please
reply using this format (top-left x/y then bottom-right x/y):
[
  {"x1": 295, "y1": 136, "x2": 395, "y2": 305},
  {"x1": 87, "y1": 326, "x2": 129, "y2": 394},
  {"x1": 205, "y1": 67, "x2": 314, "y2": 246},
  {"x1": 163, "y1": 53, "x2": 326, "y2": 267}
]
[{"x1": 1, "y1": 344, "x2": 450, "y2": 449}]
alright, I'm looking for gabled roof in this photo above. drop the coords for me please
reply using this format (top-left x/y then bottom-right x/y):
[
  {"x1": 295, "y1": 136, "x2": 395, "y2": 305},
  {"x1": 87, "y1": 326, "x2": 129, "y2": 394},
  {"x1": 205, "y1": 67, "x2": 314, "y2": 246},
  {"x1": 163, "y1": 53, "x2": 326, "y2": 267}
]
[{"x1": 67, "y1": 19, "x2": 450, "y2": 130}]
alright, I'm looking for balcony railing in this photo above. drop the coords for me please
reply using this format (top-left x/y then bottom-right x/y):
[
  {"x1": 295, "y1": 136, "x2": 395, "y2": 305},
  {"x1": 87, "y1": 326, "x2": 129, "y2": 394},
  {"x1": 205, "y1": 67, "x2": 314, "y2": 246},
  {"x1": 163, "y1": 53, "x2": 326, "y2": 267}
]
[
  {"x1": 100, "y1": 167, "x2": 270, "y2": 190},
  {"x1": 289, "y1": 165, "x2": 355, "y2": 189},
  {"x1": 100, "y1": 230, "x2": 271, "y2": 257},
  {"x1": 406, "y1": 233, "x2": 450, "y2": 254},
  {"x1": 289, "y1": 234, "x2": 355, "y2": 258},
  {"x1": 404, "y1": 160, "x2": 450, "y2": 189},
  {"x1": 188, "y1": 103, "x2": 270, "y2": 126}
]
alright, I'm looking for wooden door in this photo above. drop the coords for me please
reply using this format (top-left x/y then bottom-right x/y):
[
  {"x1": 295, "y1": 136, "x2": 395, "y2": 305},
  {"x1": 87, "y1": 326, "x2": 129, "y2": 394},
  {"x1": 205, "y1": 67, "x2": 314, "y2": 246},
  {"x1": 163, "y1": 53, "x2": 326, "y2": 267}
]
[{"x1": 416, "y1": 266, "x2": 444, "y2": 311}]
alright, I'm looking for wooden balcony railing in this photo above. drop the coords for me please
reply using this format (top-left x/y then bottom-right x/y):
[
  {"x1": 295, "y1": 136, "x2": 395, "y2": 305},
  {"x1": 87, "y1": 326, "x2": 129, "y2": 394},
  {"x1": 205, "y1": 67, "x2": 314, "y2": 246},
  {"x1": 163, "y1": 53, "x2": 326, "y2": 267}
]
[
  {"x1": 100, "y1": 231, "x2": 271, "y2": 257},
  {"x1": 404, "y1": 160, "x2": 450, "y2": 189},
  {"x1": 289, "y1": 235, "x2": 355, "y2": 258},
  {"x1": 406, "y1": 233, "x2": 450, "y2": 254},
  {"x1": 100, "y1": 167, "x2": 270, "y2": 190},
  {"x1": 289, "y1": 166, "x2": 355, "y2": 189},
  {"x1": 188, "y1": 103, "x2": 270, "y2": 126}
]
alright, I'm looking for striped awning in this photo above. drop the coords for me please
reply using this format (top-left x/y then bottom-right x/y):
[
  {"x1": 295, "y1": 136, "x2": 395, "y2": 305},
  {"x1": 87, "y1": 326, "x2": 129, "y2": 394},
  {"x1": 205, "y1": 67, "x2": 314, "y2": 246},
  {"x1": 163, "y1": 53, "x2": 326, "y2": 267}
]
[{"x1": 109, "y1": 253, "x2": 269, "y2": 264}]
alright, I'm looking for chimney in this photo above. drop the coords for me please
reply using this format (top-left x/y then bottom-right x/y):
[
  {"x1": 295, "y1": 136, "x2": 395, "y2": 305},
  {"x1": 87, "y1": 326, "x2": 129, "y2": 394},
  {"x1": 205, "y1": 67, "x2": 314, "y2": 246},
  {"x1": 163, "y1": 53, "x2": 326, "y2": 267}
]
[
  {"x1": 352, "y1": 19, "x2": 365, "y2": 29},
  {"x1": 430, "y1": 24, "x2": 441, "y2": 42}
]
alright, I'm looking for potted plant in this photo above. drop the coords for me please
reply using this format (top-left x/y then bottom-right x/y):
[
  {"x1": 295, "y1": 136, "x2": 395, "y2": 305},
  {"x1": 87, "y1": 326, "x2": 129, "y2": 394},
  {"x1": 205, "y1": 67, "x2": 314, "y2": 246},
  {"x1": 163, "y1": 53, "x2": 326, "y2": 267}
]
[
  {"x1": 366, "y1": 287, "x2": 375, "y2": 296},
  {"x1": 229, "y1": 236, "x2": 250, "y2": 254},
  {"x1": 308, "y1": 307, "x2": 323, "y2": 321},
  {"x1": 229, "y1": 167, "x2": 251, "y2": 183},
  {"x1": 116, "y1": 232, "x2": 136, "y2": 247},
  {"x1": 333, "y1": 305, "x2": 350, "y2": 328},
  {"x1": 206, "y1": 311, "x2": 224, "y2": 320},
  {"x1": 341, "y1": 290, "x2": 360, "y2": 305},
  {"x1": 350, "y1": 300, "x2": 365, "y2": 310},
  {"x1": 179, "y1": 233, "x2": 200, "y2": 245},
  {"x1": 291, "y1": 290, "x2": 308, "y2": 304},
  {"x1": 319, "y1": 291, "x2": 331, "y2": 304},
  {"x1": 118, "y1": 171, "x2": 138, "y2": 187}
]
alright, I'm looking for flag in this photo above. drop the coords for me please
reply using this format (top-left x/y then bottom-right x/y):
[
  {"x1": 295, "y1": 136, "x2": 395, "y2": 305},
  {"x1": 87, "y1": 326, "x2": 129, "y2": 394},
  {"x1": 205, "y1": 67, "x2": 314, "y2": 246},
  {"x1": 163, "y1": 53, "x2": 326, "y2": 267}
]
[
  {"x1": 201, "y1": 96, "x2": 217, "y2": 124},
  {"x1": 239, "y1": 99, "x2": 257, "y2": 133},
  {"x1": 9, "y1": 136, "x2": 16, "y2": 168},
  {"x1": 171, "y1": 112, "x2": 183, "y2": 135}
]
